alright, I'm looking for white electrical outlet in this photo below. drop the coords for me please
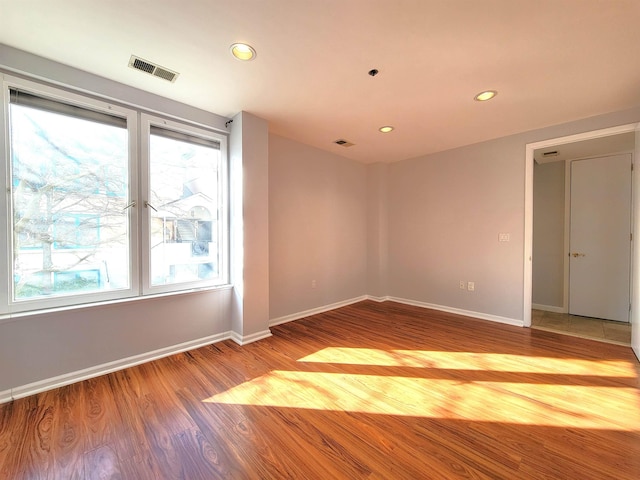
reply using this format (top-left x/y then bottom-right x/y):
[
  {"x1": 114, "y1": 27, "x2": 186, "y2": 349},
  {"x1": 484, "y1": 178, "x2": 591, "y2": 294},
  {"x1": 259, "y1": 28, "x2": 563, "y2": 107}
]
[
  {"x1": 467, "y1": 281, "x2": 475, "y2": 291},
  {"x1": 499, "y1": 233, "x2": 510, "y2": 242},
  {"x1": 311, "y1": 279, "x2": 317, "y2": 288},
  {"x1": 459, "y1": 281, "x2": 465, "y2": 290}
]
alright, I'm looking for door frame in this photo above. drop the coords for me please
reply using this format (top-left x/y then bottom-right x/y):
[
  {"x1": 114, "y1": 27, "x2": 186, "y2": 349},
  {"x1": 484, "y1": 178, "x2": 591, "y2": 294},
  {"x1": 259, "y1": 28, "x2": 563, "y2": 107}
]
[{"x1": 524, "y1": 123, "x2": 639, "y2": 329}]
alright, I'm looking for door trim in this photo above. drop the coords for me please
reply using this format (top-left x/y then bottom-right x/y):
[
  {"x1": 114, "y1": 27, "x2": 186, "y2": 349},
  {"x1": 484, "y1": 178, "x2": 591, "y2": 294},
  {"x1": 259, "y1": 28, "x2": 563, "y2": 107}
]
[{"x1": 524, "y1": 123, "x2": 639, "y2": 328}]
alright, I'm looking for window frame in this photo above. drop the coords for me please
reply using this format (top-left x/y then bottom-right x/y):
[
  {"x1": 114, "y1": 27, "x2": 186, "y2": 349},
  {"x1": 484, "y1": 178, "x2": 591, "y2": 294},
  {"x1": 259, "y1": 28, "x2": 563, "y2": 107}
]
[
  {"x1": 2, "y1": 76, "x2": 139, "y2": 314},
  {"x1": 1, "y1": 75, "x2": 230, "y2": 316},
  {"x1": 140, "y1": 113, "x2": 229, "y2": 295}
]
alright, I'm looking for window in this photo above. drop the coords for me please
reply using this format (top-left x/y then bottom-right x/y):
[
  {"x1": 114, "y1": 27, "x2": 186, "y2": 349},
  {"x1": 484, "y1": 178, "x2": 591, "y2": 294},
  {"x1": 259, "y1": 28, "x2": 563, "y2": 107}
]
[
  {"x1": 8, "y1": 86, "x2": 132, "y2": 305},
  {"x1": 142, "y1": 115, "x2": 227, "y2": 293},
  {"x1": 1, "y1": 76, "x2": 228, "y2": 314}
]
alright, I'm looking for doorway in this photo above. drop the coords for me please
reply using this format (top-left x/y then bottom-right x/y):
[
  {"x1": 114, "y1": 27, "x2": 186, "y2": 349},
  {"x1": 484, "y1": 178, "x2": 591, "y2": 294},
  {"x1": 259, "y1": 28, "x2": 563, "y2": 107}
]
[{"x1": 524, "y1": 124, "x2": 639, "y2": 351}]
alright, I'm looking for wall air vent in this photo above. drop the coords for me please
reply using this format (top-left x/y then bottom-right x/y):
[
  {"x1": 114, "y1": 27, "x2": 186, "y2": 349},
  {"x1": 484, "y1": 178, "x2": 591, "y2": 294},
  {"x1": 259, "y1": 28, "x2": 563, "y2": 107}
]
[
  {"x1": 128, "y1": 55, "x2": 179, "y2": 83},
  {"x1": 334, "y1": 139, "x2": 355, "y2": 147}
]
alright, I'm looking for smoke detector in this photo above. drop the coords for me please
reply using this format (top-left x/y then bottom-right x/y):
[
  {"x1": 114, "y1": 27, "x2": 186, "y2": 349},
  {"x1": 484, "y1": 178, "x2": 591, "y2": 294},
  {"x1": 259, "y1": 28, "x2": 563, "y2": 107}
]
[{"x1": 128, "y1": 55, "x2": 179, "y2": 83}]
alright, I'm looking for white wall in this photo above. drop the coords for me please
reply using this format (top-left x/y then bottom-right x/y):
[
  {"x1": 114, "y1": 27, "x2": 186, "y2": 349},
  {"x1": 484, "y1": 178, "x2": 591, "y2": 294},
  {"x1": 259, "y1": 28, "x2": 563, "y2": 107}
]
[
  {"x1": 269, "y1": 135, "x2": 368, "y2": 321},
  {"x1": 532, "y1": 161, "x2": 565, "y2": 309}
]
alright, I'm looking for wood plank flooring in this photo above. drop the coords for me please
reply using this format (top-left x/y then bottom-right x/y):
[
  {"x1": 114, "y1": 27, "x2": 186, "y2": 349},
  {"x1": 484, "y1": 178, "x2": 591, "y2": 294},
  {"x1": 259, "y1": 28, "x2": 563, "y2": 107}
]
[{"x1": 1, "y1": 300, "x2": 639, "y2": 479}]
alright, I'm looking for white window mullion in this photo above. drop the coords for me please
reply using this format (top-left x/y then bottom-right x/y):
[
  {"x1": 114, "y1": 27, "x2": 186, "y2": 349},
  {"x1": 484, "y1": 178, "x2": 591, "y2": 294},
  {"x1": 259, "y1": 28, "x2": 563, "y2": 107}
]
[
  {"x1": 128, "y1": 111, "x2": 141, "y2": 297},
  {"x1": 139, "y1": 114, "x2": 153, "y2": 294}
]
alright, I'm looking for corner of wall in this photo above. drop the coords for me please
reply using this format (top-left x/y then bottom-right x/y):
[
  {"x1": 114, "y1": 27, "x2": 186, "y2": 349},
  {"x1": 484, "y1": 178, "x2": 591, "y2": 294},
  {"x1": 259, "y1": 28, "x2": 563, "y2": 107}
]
[
  {"x1": 229, "y1": 111, "x2": 270, "y2": 340},
  {"x1": 632, "y1": 125, "x2": 640, "y2": 360},
  {"x1": 366, "y1": 162, "x2": 390, "y2": 298}
]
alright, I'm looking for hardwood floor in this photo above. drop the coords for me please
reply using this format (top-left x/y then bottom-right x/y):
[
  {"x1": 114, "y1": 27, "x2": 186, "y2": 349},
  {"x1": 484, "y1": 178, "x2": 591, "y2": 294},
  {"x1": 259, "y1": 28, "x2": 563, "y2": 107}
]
[{"x1": 1, "y1": 300, "x2": 639, "y2": 479}]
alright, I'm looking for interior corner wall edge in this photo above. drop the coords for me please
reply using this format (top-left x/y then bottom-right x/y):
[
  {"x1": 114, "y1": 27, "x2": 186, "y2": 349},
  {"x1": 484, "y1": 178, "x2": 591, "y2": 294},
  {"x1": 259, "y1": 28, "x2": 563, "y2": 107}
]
[
  {"x1": 632, "y1": 127, "x2": 640, "y2": 360},
  {"x1": 268, "y1": 134, "x2": 368, "y2": 320}
]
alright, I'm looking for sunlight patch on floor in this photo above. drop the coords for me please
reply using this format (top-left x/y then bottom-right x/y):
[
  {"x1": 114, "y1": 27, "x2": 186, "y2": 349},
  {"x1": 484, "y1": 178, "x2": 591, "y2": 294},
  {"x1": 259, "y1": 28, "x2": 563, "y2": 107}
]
[
  {"x1": 297, "y1": 347, "x2": 637, "y2": 377},
  {"x1": 203, "y1": 370, "x2": 640, "y2": 430}
]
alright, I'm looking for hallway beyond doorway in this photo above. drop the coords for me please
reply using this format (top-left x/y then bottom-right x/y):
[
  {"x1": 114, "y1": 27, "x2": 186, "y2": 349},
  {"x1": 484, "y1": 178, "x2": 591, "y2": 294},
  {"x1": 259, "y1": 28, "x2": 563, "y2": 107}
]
[{"x1": 532, "y1": 309, "x2": 631, "y2": 346}]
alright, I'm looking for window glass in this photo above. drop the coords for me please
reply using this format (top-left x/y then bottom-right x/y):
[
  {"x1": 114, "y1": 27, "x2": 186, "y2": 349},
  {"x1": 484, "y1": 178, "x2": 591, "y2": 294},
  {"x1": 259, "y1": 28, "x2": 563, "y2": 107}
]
[
  {"x1": 9, "y1": 95, "x2": 130, "y2": 300},
  {"x1": 148, "y1": 126, "x2": 223, "y2": 286}
]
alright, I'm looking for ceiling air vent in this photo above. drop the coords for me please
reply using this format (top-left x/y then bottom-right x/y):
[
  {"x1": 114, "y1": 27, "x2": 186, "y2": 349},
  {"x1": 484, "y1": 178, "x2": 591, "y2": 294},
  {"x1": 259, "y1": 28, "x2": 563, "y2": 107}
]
[
  {"x1": 334, "y1": 139, "x2": 355, "y2": 147},
  {"x1": 128, "y1": 55, "x2": 179, "y2": 83}
]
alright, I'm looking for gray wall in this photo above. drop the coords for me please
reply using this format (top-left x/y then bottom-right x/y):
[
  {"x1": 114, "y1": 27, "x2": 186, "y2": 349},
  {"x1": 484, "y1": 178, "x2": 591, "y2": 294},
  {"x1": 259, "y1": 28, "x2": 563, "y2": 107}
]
[
  {"x1": 633, "y1": 129, "x2": 640, "y2": 360},
  {"x1": 385, "y1": 107, "x2": 640, "y2": 323},
  {"x1": 532, "y1": 161, "x2": 565, "y2": 308},
  {"x1": 0, "y1": 47, "x2": 268, "y2": 397},
  {"x1": 230, "y1": 112, "x2": 270, "y2": 340},
  {"x1": 366, "y1": 163, "x2": 389, "y2": 299},
  {"x1": 1, "y1": 290, "x2": 233, "y2": 395},
  {"x1": 387, "y1": 137, "x2": 525, "y2": 320},
  {"x1": 2, "y1": 44, "x2": 640, "y2": 398},
  {"x1": 268, "y1": 134, "x2": 368, "y2": 321}
]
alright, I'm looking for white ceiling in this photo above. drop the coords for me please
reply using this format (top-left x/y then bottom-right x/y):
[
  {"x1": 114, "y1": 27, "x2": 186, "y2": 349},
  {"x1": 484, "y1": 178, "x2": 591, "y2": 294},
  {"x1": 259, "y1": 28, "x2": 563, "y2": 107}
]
[{"x1": 1, "y1": 0, "x2": 639, "y2": 163}]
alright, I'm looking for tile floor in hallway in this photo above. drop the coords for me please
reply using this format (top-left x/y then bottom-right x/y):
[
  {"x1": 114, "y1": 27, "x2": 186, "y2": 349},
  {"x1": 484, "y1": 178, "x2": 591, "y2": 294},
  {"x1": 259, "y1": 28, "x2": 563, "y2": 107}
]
[{"x1": 532, "y1": 309, "x2": 631, "y2": 345}]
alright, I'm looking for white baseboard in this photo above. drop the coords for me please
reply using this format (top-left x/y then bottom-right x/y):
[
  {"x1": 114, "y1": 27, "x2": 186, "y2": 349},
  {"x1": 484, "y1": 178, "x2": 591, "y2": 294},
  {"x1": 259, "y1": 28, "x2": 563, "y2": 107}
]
[
  {"x1": 388, "y1": 296, "x2": 524, "y2": 327},
  {"x1": 532, "y1": 303, "x2": 567, "y2": 314},
  {"x1": 6, "y1": 331, "x2": 232, "y2": 404},
  {"x1": 230, "y1": 329, "x2": 273, "y2": 346},
  {"x1": 269, "y1": 294, "x2": 523, "y2": 329},
  {"x1": 3, "y1": 295, "x2": 525, "y2": 405},
  {"x1": 269, "y1": 295, "x2": 368, "y2": 327},
  {"x1": 0, "y1": 389, "x2": 11, "y2": 404},
  {"x1": 366, "y1": 295, "x2": 389, "y2": 303}
]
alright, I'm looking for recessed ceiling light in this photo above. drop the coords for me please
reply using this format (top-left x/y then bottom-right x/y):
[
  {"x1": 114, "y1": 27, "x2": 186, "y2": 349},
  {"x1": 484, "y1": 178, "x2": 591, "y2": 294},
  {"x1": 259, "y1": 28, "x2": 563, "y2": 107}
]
[
  {"x1": 230, "y1": 43, "x2": 256, "y2": 61},
  {"x1": 379, "y1": 126, "x2": 394, "y2": 133},
  {"x1": 474, "y1": 90, "x2": 497, "y2": 101}
]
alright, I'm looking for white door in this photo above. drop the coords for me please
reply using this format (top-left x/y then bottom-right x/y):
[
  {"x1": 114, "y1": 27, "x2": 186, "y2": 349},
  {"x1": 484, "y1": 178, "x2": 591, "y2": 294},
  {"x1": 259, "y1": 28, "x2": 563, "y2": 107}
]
[{"x1": 569, "y1": 154, "x2": 632, "y2": 322}]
